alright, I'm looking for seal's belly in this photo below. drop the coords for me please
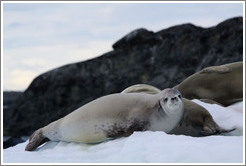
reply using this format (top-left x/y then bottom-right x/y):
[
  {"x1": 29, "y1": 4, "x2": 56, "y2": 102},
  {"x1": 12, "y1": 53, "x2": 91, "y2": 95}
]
[
  {"x1": 54, "y1": 94, "x2": 149, "y2": 143},
  {"x1": 58, "y1": 117, "x2": 128, "y2": 143},
  {"x1": 44, "y1": 93, "x2": 154, "y2": 143},
  {"x1": 58, "y1": 114, "x2": 150, "y2": 143}
]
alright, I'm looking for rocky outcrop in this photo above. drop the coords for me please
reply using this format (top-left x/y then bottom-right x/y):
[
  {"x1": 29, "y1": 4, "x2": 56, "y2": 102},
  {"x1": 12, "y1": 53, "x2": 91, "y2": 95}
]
[
  {"x1": 3, "y1": 91, "x2": 23, "y2": 135},
  {"x1": 3, "y1": 17, "x2": 243, "y2": 136},
  {"x1": 3, "y1": 137, "x2": 26, "y2": 149},
  {"x1": 3, "y1": 91, "x2": 23, "y2": 106}
]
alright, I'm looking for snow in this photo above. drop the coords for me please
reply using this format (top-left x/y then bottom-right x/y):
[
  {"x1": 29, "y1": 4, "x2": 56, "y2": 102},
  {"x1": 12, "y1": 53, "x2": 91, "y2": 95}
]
[{"x1": 2, "y1": 101, "x2": 244, "y2": 164}]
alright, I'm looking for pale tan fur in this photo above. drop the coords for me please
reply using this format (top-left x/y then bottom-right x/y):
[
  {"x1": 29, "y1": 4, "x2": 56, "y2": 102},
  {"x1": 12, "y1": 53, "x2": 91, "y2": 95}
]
[
  {"x1": 26, "y1": 90, "x2": 183, "y2": 151},
  {"x1": 122, "y1": 84, "x2": 235, "y2": 137},
  {"x1": 174, "y1": 61, "x2": 243, "y2": 106}
]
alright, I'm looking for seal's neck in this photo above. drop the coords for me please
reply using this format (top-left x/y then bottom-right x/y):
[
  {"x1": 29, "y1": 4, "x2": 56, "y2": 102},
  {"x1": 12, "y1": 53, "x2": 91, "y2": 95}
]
[{"x1": 149, "y1": 97, "x2": 184, "y2": 133}]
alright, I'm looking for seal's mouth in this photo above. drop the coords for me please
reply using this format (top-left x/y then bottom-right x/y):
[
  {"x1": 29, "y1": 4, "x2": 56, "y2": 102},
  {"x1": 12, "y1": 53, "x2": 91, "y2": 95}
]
[{"x1": 168, "y1": 101, "x2": 181, "y2": 108}]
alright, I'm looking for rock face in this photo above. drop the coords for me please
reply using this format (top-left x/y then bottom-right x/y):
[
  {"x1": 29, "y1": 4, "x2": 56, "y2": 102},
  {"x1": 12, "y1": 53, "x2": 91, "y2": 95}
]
[
  {"x1": 3, "y1": 91, "x2": 23, "y2": 106},
  {"x1": 4, "y1": 17, "x2": 243, "y2": 136},
  {"x1": 3, "y1": 137, "x2": 26, "y2": 149},
  {"x1": 3, "y1": 91, "x2": 23, "y2": 135}
]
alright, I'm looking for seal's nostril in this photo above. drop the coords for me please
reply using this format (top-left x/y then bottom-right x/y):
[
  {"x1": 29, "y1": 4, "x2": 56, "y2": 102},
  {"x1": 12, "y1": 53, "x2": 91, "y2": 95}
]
[{"x1": 171, "y1": 97, "x2": 177, "y2": 101}]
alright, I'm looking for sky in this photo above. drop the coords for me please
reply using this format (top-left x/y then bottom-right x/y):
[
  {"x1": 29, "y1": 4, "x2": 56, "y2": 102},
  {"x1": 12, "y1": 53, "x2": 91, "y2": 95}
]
[{"x1": 2, "y1": 2, "x2": 244, "y2": 91}]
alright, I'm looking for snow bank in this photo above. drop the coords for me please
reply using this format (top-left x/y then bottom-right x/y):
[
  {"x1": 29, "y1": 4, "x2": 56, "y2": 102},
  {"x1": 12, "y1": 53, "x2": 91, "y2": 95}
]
[{"x1": 2, "y1": 101, "x2": 244, "y2": 164}]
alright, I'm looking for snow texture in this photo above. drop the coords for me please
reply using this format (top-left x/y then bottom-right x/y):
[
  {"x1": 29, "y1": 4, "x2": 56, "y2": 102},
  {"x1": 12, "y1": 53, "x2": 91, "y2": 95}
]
[{"x1": 2, "y1": 101, "x2": 244, "y2": 164}]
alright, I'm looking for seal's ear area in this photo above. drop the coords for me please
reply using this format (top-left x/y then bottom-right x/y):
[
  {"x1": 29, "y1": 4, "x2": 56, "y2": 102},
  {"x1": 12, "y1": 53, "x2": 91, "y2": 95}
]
[
  {"x1": 25, "y1": 129, "x2": 49, "y2": 151},
  {"x1": 159, "y1": 98, "x2": 165, "y2": 108},
  {"x1": 159, "y1": 97, "x2": 169, "y2": 112},
  {"x1": 200, "y1": 66, "x2": 232, "y2": 74}
]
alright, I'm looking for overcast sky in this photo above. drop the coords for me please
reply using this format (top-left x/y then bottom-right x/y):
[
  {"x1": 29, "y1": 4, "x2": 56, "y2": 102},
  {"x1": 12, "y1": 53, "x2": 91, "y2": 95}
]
[{"x1": 2, "y1": 2, "x2": 244, "y2": 91}]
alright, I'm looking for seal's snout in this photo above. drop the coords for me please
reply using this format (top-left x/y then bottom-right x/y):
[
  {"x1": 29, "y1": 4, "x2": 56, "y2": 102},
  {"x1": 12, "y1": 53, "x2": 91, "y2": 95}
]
[
  {"x1": 170, "y1": 95, "x2": 180, "y2": 104},
  {"x1": 171, "y1": 96, "x2": 178, "y2": 101}
]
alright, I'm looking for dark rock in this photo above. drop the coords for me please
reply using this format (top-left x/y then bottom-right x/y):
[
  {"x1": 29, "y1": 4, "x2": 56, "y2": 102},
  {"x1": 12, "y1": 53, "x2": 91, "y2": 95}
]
[
  {"x1": 3, "y1": 91, "x2": 23, "y2": 136},
  {"x1": 3, "y1": 17, "x2": 243, "y2": 136},
  {"x1": 3, "y1": 91, "x2": 23, "y2": 106},
  {"x1": 3, "y1": 137, "x2": 26, "y2": 149},
  {"x1": 112, "y1": 28, "x2": 159, "y2": 49}
]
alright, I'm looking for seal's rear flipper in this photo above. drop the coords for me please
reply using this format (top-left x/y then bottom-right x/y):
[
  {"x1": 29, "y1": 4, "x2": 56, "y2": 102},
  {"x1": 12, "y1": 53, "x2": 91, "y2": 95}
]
[
  {"x1": 25, "y1": 129, "x2": 49, "y2": 151},
  {"x1": 219, "y1": 127, "x2": 236, "y2": 134}
]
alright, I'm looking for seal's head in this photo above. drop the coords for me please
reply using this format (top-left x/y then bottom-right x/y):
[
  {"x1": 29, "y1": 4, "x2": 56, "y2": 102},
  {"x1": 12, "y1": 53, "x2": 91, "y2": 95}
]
[{"x1": 159, "y1": 88, "x2": 184, "y2": 115}]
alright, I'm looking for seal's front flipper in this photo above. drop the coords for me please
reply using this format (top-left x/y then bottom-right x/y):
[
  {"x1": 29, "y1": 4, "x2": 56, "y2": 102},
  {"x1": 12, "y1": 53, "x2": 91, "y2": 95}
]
[
  {"x1": 25, "y1": 129, "x2": 49, "y2": 151},
  {"x1": 200, "y1": 119, "x2": 220, "y2": 136},
  {"x1": 201, "y1": 123, "x2": 236, "y2": 136}
]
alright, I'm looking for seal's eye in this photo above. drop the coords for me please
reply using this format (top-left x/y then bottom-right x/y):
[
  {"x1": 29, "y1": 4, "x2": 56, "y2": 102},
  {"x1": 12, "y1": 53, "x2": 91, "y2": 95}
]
[
  {"x1": 178, "y1": 94, "x2": 182, "y2": 99},
  {"x1": 164, "y1": 98, "x2": 168, "y2": 103}
]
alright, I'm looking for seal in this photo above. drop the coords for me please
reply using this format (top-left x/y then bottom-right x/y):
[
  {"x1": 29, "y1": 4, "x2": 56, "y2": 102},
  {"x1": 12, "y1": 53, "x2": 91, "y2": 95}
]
[
  {"x1": 122, "y1": 84, "x2": 235, "y2": 137},
  {"x1": 174, "y1": 61, "x2": 243, "y2": 106},
  {"x1": 25, "y1": 88, "x2": 184, "y2": 151}
]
